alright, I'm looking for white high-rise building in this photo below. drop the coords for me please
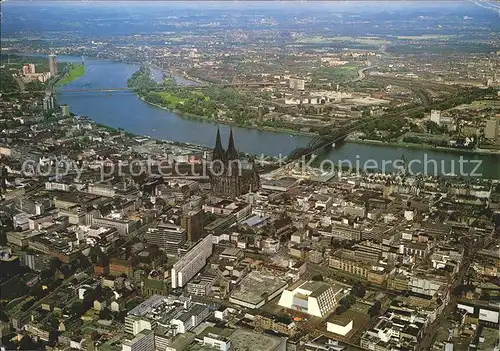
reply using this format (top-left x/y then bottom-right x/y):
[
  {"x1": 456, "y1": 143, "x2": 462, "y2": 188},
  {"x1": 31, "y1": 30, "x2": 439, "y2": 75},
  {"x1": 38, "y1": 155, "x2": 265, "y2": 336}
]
[
  {"x1": 48, "y1": 54, "x2": 58, "y2": 77},
  {"x1": 171, "y1": 234, "x2": 213, "y2": 288}
]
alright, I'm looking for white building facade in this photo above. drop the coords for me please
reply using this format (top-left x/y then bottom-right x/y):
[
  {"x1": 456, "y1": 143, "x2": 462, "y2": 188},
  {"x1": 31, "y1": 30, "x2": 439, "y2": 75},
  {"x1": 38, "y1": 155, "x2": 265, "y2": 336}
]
[
  {"x1": 278, "y1": 281, "x2": 346, "y2": 317},
  {"x1": 171, "y1": 234, "x2": 213, "y2": 288}
]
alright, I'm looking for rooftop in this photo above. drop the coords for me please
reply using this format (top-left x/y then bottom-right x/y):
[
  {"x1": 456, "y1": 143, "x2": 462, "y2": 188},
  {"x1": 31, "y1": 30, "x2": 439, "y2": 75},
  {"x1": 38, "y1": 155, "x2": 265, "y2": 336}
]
[
  {"x1": 300, "y1": 281, "x2": 345, "y2": 298},
  {"x1": 229, "y1": 329, "x2": 285, "y2": 351},
  {"x1": 220, "y1": 247, "x2": 243, "y2": 258},
  {"x1": 123, "y1": 329, "x2": 153, "y2": 347},
  {"x1": 327, "y1": 315, "x2": 353, "y2": 327},
  {"x1": 230, "y1": 271, "x2": 287, "y2": 306}
]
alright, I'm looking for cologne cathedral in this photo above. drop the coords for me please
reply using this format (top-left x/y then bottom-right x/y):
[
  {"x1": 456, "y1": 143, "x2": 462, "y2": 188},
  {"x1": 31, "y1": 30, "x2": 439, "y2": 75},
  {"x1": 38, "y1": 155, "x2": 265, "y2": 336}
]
[{"x1": 209, "y1": 128, "x2": 260, "y2": 198}]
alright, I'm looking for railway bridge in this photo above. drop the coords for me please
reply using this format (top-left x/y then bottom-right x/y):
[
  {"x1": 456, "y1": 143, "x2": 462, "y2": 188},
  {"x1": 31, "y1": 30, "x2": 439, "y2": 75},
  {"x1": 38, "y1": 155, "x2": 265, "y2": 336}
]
[{"x1": 287, "y1": 119, "x2": 367, "y2": 162}]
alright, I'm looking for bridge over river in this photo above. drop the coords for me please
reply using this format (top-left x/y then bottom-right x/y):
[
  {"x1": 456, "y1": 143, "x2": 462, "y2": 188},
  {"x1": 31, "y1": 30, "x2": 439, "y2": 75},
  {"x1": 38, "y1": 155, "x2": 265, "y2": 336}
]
[
  {"x1": 36, "y1": 55, "x2": 500, "y2": 178},
  {"x1": 13, "y1": 81, "x2": 280, "y2": 95},
  {"x1": 287, "y1": 119, "x2": 370, "y2": 162}
]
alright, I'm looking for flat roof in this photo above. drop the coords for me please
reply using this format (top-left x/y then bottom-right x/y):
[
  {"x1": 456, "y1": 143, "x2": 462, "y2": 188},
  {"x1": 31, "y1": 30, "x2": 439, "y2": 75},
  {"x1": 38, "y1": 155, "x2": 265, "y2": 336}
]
[
  {"x1": 229, "y1": 329, "x2": 284, "y2": 351},
  {"x1": 7, "y1": 230, "x2": 43, "y2": 240},
  {"x1": 261, "y1": 178, "x2": 297, "y2": 189},
  {"x1": 327, "y1": 316, "x2": 353, "y2": 327},
  {"x1": 220, "y1": 247, "x2": 242, "y2": 257},
  {"x1": 230, "y1": 271, "x2": 287, "y2": 306},
  {"x1": 168, "y1": 331, "x2": 196, "y2": 350},
  {"x1": 242, "y1": 215, "x2": 268, "y2": 227},
  {"x1": 204, "y1": 215, "x2": 235, "y2": 230},
  {"x1": 299, "y1": 281, "x2": 344, "y2": 298},
  {"x1": 128, "y1": 294, "x2": 167, "y2": 316},
  {"x1": 123, "y1": 329, "x2": 153, "y2": 346}
]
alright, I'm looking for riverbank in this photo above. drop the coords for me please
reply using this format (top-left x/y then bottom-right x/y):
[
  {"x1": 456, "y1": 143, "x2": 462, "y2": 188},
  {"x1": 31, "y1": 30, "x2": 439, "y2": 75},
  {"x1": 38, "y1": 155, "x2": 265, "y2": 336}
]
[
  {"x1": 130, "y1": 64, "x2": 315, "y2": 137},
  {"x1": 56, "y1": 63, "x2": 85, "y2": 87},
  {"x1": 54, "y1": 54, "x2": 491, "y2": 155},
  {"x1": 139, "y1": 95, "x2": 315, "y2": 137},
  {"x1": 141, "y1": 92, "x2": 499, "y2": 155},
  {"x1": 54, "y1": 55, "x2": 500, "y2": 178},
  {"x1": 149, "y1": 63, "x2": 207, "y2": 86},
  {"x1": 92, "y1": 120, "x2": 210, "y2": 152},
  {"x1": 347, "y1": 136, "x2": 500, "y2": 156}
]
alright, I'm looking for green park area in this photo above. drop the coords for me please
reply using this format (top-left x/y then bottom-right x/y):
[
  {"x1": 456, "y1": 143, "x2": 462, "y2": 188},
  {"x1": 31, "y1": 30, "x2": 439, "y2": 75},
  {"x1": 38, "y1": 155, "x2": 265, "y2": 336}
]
[
  {"x1": 155, "y1": 92, "x2": 186, "y2": 107},
  {"x1": 312, "y1": 65, "x2": 359, "y2": 83},
  {"x1": 128, "y1": 66, "x2": 258, "y2": 124},
  {"x1": 57, "y1": 63, "x2": 86, "y2": 86}
]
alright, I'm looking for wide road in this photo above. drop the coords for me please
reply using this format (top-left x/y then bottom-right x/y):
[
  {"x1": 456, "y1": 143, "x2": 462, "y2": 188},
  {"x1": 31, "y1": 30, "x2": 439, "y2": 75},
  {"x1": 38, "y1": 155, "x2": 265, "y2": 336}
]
[{"x1": 352, "y1": 65, "x2": 378, "y2": 83}]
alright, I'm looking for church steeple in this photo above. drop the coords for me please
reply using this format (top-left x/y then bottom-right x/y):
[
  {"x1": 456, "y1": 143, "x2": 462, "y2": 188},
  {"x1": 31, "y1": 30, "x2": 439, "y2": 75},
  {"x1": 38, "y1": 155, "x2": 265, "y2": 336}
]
[
  {"x1": 213, "y1": 127, "x2": 225, "y2": 161},
  {"x1": 209, "y1": 128, "x2": 260, "y2": 198},
  {"x1": 226, "y1": 128, "x2": 238, "y2": 160}
]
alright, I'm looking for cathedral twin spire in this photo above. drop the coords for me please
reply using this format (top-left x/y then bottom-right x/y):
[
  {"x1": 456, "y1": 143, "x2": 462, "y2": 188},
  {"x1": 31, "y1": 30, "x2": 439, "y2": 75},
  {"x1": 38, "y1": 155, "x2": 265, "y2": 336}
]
[
  {"x1": 209, "y1": 127, "x2": 260, "y2": 198},
  {"x1": 212, "y1": 127, "x2": 238, "y2": 161},
  {"x1": 213, "y1": 127, "x2": 225, "y2": 161}
]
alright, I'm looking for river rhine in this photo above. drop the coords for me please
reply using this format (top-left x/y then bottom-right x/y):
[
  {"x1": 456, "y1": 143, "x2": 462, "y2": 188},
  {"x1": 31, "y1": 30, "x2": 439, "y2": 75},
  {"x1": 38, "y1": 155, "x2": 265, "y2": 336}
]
[{"x1": 56, "y1": 56, "x2": 500, "y2": 179}]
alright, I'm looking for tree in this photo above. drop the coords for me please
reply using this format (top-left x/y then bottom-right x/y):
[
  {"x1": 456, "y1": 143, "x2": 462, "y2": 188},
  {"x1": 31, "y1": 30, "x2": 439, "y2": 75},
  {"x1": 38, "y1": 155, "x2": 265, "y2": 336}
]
[
  {"x1": 40, "y1": 267, "x2": 55, "y2": 282},
  {"x1": 89, "y1": 245, "x2": 104, "y2": 264},
  {"x1": 352, "y1": 282, "x2": 366, "y2": 298},
  {"x1": 49, "y1": 257, "x2": 62, "y2": 271},
  {"x1": 20, "y1": 299, "x2": 35, "y2": 311},
  {"x1": 368, "y1": 300, "x2": 381, "y2": 317},
  {"x1": 481, "y1": 291, "x2": 490, "y2": 301},
  {"x1": 342, "y1": 294, "x2": 356, "y2": 306},
  {"x1": 70, "y1": 301, "x2": 85, "y2": 316},
  {"x1": 48, "y1": 315, "x2": 59, "y2": 329},
  {"x1": 0, "y1": 71, "x2": 20, "y2": 93},
  {"x1": 335, "y1": 304, "x2": 347, "y2": 315},
  {"x1": 0, "y1": 226, "x2": 7, "y2": 246},
  {"x1": 83, "y1": 285, "x2": 102, "y2": 310},
  {"x1": 29, "y1": 284, "x2": 45, "y2": 299},
  {"x1": 425, "y1": 120, "x2": 446, "y2": 135},
  {"x1": 48, "y1": 330, "x2": 61, "y2": 346},
  {"x1": 0, "y1": 309, "x2": 8, "y2": 323},
  {"x1": 18, "y1": 335, "x2": 39, "y2": 350},
  {"x1": 99, "y1": 308, "x2": 112, "y2": 320},
  {"x1": 97, "y1": 203, "x2": 113, "y2": 217},
  {"x1": 276, "y1": 315, "x2": 292, "y2": 325},
  {"x1": 71, "y1": 254, "x2": 92, "y2": 272},
  {"x1": 127, "y1": 66, "x2": 157, "y2": 94},
  {"x1": 25, "y1": 80, "x2": 44, "y2": 92},
  {"x1": 312, "y1": 274, "x2": 324, "y2": 281}
]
